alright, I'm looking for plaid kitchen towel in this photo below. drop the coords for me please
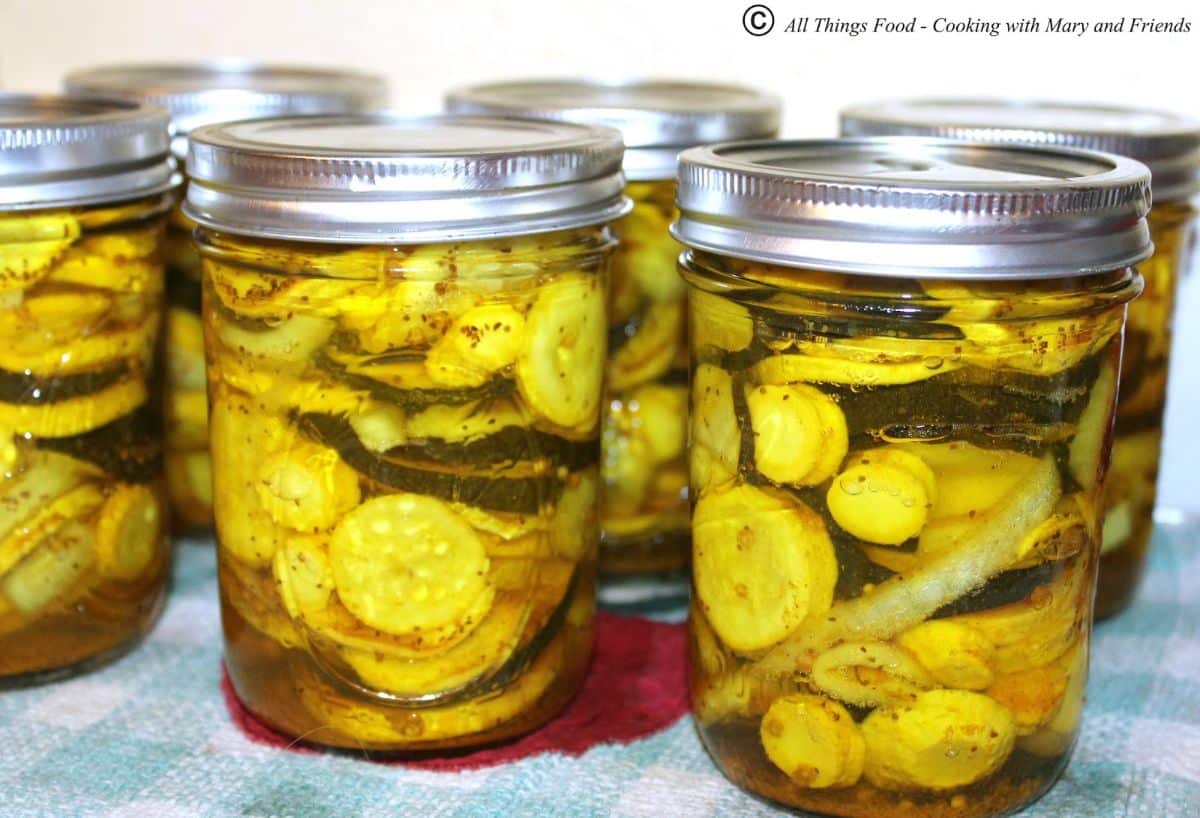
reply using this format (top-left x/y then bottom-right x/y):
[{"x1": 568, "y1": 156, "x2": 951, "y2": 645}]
[{"x1": 0, "y1": 517, "x2": 1197, "y2": 818}]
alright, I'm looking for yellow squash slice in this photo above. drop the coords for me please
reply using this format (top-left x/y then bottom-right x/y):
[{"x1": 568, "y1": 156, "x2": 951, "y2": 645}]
[
  {"x1": 254, "y1": 439, "x2": 361, "y2": 533},
  {"x1": 760, "y1": 694, "x2": 865, "y2": 789},
  {"x1": 689, "y1": 288, "x2": 754, "y2": 355},
  {"x1": 329, "y1": 493, "x2": 494, "y2": 639},
  {"x1": 209, "y1": 391, "x2": 289, "y2": 567},
  {"x1": 0, "y1": 212, "x2": 81, "y2": 292},
  {"x1": 0, "y1": 378, "x2": 146, "y2": 439},
  {"x1": 898, "y1": 620, "x2": 996, "y2": 691},
  {"x1": 165, "y1": 308, "x2": 207, "y2": 392},
  {"x1": 426, "y1": 303, "x2": 526, "y2": 388},
  {"x1": 217, "y1": 313, "x2": 334, "y2": 365},
  {"x1": 549, "y1": 470, "x2": 598, "y2": 561},
  {"x1": 608, "y1": 299, "x2": 683, "y2": 392},
  {"x1": 861, "y1": 689, "x2": 1017, "y2": 791},
  {"x1": 94, "y1": 484, "x2": 161, "y2": 581},
  {"x1": 827, "y1": 447, "x2": 935, "y2": 546},
  {"x1": 0, "y1": 482, "x2": 103, "y2": 577},
  {"x1": 1, "y1": 520, "x2": 95, "y2": 616},
  {"x1": 753, "y1": 340, "x2": 960, "y2": 388},
  {"x1": 516, "y1": 274, "x2": 606, "y2": 428},
  {"x1": 690, "y1": 363, "x2": 740, "y2": 494},
  {"x1": 693, "y1": 484, "x2": 836, "y2": 654},
  {"x1": 1068, "y1": 356, "x2": 1118, "y2": 490},
  {"x1": 273, "y1": 534, "x2": 336, "y2": 620}
]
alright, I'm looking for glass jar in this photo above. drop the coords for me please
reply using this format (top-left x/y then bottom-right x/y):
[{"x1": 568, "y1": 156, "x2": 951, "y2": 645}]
[
  {"x1": 0, "y1": 94, "x2": 175, "y2": 682},
  {"x1": 65, "y1": 63, "x2": 388, "y2": 530},
  {"x1": 673, "y1": 139, "x2": 1149, "y2": 817},
  {"x1": 841, "y1": 99, "x2": 1200, "y2": 618},
  {"x1": 446, "y1": 80, "x2": 781, "y2": 573},
  {"x1": 185, "y1": 114, "x2": 627, "y2": 750}
]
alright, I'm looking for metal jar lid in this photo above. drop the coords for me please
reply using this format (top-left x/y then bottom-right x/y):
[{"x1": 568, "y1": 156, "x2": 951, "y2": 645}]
[
  {"x1": 840, "y1": 99, "x2": 1200, "y2": 202},
  {"x1": 184, "y1": 113, "x2": 630, "y2": 244},
  {"x1": 0, "y1": 94, "x2": 174, "y2": 211},
  {"x1": 672, "y1": 138, "x2": 1153, "y2": 280},
  {"x1": 445, "y1": 79, "x2": 781, "y2": 181},
  {"x1": 64, "y1": 61, "x2": 388, "y2": 157}
]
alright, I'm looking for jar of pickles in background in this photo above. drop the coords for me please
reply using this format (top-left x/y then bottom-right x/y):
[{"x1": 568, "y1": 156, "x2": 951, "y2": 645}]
[
  {"x1": 447, "y1": 80, "x2": 781, "y2": 573},
  {"x1": 0, "y1": 95, "x2": 176, "y2": 682},
  {"x1": 64, "y1": 63, "x2": 388, "y2": 531},
  {"x1": 841, "y1": 100, "x2": 1200, "y2": 619},
  {"x1": 674, "y1": 138, "x2": 1149, "y2": 817},
  {"x1": 184, "y1": 114, "x2": 628, "y2": 750}
]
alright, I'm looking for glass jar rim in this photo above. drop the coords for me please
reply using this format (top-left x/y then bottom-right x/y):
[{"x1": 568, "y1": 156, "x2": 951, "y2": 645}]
[{"x1": 680, "y1": 247, "x2": 1144, "y2": 323}]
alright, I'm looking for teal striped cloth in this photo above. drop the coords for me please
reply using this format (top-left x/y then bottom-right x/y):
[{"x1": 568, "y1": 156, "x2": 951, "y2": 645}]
[{"x1": 0, "y1": 518, "x2": 1197, "y2": 818}]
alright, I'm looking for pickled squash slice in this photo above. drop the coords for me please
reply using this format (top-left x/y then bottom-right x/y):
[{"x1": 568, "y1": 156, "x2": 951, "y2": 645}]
[
  {"x1": 0, "y1": 213, "x2": 81, "y2": 292},
  {"x1": 760, "y1": 694, "x2": 865, "y2": 789},
  {"x1": 752, "y1": 340, "x2": 961, "y2": 388},
  {"x1": 748, "y1": 383, "x2": 848, "y2": 487},
  {"x1": 2, "y1": 521, "x2": 95, "y2": 616},
  {"x1": 94, "y1": 484, "x2": 161, "y2": 582},
  {"x1": 607, "y1": 299, "x2": 683, "y2": 392},
  {"x1": 693, "y1": 484, "x2": 837, "y2": 654},
  {"x1": 328, "y1": 493, "x2": 495, "y2": 641},
  {"x1": 691, "y1": 363, "x2": 740, "y2": 493},
  {"x1": 426, "y1": 303, "x2": 526, "y2": 388},
  {"x1": 861, "y1": 689, "x2": 1017, "y2": 791},
  {"x1": 516, "y1": 274, "x2": 605, "y2": 429},
  {"x1": 827, "y1": 447, "x2": 935, "y2": 546},
  {"x1": 209, "y1": 391, "x2": 289, "y2": 567}
]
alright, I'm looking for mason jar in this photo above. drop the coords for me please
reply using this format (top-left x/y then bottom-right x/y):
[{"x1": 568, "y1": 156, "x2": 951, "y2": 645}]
[
  {"x1": 64, "y1": 63, "x2": 388, "y2": 531},
  {"x1": 841, "y1": 100, "x2": 1200, "y2": 619},
  {"x1": 447, "y1": 80, "x2": 781, "y2": 574},
  {"x1": 185, "y1": 114, "x2": 627, "y2": 750},
  {"x1": 0, "y1": 95, "x2": 175, "y2": 682},
  {"x1": 674, "y1": 138, "x2": 1148, "y2": 817}
]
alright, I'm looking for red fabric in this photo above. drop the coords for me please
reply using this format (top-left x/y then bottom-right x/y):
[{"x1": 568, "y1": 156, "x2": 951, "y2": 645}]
[{"x1": 221, "y1": 611, "x2": 689, "y2": 771}]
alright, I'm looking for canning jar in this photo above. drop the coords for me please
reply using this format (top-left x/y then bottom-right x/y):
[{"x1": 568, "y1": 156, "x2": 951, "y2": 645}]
[
  {"x1": 447, "y1": 80, "x2": 781, "y2": 573},
  {"x1": 184, "y1": 114, "x2": 627, "y2": 750},
  {"x1": 841, "y1": 100, "x2": 1200, "y2": 618},
  {"x1": 674, "y1": 139, "x2": 1149, "y2": 817},
  {"x1": 65, "y1": 63, "x2": 388, "y2": 530},
  {"x1": 0, "y1": 95, "x2": 175, "y2": 682}
]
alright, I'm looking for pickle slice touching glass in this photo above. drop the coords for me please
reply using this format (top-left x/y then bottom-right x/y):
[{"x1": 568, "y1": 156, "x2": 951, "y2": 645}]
[
  {"x1": 94, "y1": 484, "x2": 161, "y2": 582},
  {"x1": 0, "y1": 213, "x2": 81, "y2": 292},
  {"x1": 860, "y1": 689, "x2": 1017, "y2": 791},
  {"x1": 693, "y1": 483, "x2": 836, "y2": 654},
  {"x1": 328, "y1": 492, "x2": 495, "y2": 641},
  {"x1": 760, "y1": 694, "x2": 865, "y2": 789},
  {"x1": 516, "y1": 274, "x2": 606, "y2": 429}
]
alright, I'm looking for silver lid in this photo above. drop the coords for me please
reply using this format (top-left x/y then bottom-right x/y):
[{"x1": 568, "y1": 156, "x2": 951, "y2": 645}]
[
  {"x1": 184, "y1": 113, "x2": 630, "y2": 243},
  {"x1": 840, "y1": 98, "x2": 1200, "y2": 202},
  {"x1": 65, "y1": 61, "x2": 388, "y2": 158},
  {"x1": 445, "y1": 79, "x2": 781, "y2": 181},
  {"x1": 672, "y1": 138, "x2": 1153, "y2": 280},
  {"x1": 0, "y1": 93, "x2": 174, "y2": 211}
]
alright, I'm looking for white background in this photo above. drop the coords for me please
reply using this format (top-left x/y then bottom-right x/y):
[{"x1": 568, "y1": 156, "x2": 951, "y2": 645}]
[{"x1": 2, "y1": 0, "x2": 1198, "y2": 509}]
